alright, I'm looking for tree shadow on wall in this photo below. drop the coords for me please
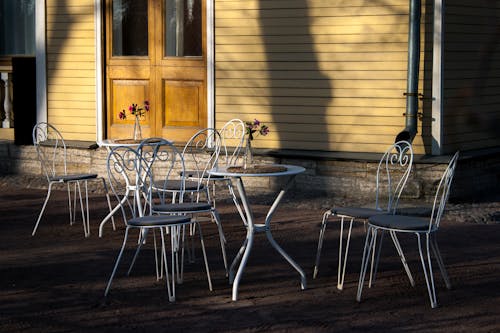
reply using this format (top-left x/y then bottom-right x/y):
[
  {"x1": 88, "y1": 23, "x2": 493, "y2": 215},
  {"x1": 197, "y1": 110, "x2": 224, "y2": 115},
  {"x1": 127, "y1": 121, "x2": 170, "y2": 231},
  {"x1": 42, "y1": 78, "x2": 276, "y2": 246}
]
[{"x1": 258, "y1": 0, "x2": 331, "y2": 152}]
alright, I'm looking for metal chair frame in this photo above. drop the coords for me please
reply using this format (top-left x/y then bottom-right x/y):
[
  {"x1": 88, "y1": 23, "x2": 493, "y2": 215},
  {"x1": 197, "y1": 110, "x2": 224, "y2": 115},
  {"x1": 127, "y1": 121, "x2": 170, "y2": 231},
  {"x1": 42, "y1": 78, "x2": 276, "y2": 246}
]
[
  {"x1": 150, "y1": 129, "x2": 228, "y2": 276},
  {"x1": 213, "y1": 119, "x2": 247, "y2": 223},
  {"x1": 32, "y1": 122, "x2": 113, "y2": 237},
  {"x1": 313, "y1": 141, "x2": 414, "y2": 290},
  {"x1": 104, "y1": 140, "x2": 212, "y2": 302},
  {"x1": 357, "y1": 151, "x2": 459, "y2": 308}
]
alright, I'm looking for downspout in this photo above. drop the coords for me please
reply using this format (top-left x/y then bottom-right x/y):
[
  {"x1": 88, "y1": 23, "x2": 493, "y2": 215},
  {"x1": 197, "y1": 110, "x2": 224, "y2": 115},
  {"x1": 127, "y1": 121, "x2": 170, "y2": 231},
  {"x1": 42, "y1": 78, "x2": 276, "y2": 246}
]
[{"x1": 396, "y1": 0, "x2": 421, "y2": 143}]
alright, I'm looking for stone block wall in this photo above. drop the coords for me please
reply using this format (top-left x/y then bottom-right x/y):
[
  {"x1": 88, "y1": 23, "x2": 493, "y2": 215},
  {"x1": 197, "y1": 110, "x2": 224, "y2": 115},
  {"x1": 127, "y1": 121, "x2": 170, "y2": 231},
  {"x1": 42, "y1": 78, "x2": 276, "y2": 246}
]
[{"x1": 0, "y1": 141, "x2": 498, "y2": 202}]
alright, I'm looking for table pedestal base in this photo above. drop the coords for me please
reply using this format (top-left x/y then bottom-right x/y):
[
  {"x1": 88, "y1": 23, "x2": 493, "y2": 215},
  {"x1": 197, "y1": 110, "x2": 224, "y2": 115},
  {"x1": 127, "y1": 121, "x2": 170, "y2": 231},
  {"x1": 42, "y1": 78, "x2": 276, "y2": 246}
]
[{"x1": 229, "y1": 176, "x2": 307, "y2": 301}]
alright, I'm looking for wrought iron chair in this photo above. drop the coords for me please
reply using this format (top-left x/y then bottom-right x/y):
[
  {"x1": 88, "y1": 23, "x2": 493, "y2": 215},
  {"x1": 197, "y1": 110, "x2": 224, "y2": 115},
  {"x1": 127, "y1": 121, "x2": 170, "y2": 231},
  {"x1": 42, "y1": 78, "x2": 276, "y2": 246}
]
[
  {"x1": 313, "y1": 141, "x2": 414, "y2": 290},
  {"x1": 32, "y1": 122, "x2": 113, "y2": 237},
  {"x1": 212, "y1": 119, "x2": 247, "y2": 220},
  {"x1": 104, "y1": 140, "x2": 212, "y2": 302},
  {"x1": 357, "y1": 151, "x2": 459, "y2": 308},
  {"x1": 152, "y1": 129, "x2": 228, "y2": 275}
]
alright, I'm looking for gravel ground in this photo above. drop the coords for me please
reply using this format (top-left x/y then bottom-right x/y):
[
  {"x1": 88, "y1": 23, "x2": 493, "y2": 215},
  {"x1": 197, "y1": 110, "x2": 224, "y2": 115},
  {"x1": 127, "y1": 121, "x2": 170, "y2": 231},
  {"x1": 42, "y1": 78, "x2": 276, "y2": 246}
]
[{"x1": 1, "y1": 175, "x2": 499, "y2": 332}]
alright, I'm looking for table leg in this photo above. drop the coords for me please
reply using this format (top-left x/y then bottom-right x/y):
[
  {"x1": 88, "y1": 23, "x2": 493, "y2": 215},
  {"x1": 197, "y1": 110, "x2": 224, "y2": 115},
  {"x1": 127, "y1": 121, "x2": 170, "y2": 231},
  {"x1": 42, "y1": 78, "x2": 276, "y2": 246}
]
[
  {"x1": 265, "y1": 228, "x2": 307, "y2": 290},
  {"x1": 263, "y1": 178, "x2": 307, "y2": 290},
  {"x1": 231, "y1": 175, "x2": 307, "y2": 301},
  {"x1": 232, "y1": 177, "x2": 255, "y2": 301}
]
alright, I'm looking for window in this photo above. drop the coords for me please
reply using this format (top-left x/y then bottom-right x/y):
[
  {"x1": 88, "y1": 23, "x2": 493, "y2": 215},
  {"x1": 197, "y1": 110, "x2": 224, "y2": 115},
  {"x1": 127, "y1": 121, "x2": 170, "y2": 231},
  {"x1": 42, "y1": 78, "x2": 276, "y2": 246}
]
[
  {"x1": 112, "y1": 0, "x2": 148, "y2": 56},
  {"x1": 0, "y1": 0, "x2": 35, "y2": 56},
  {"x1": 165, "y1": 0, "x2": 201, "y2": 57}
]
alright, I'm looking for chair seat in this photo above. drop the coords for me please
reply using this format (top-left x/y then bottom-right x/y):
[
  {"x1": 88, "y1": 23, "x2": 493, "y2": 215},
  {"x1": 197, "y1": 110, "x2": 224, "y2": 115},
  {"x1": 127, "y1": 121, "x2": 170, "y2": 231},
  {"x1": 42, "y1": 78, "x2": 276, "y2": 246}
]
[
  {"x1": 395, "y1": 206, "x2": 432, "y2": 217},
  {"x1": 154, "y1": 202, "x2": 212, "y2": 213},
  {"x1": 50, "y1": 173, "x2": 98, "y2": 182},
  {"x1": 128, "y1": 214, "x2": 191, "y2": 227},
  {"x1": 368, "y1": 214, "x2": 430, "y2": 231},
  {"x1": 154, "y1": 180, "x2": 202, "y2": 191},
  {"x1": 182, "y1": 170, "x2": 225, "y2": 179},
  {"x1": 332, "y1": 207, "x2": 387, "y2": 219}
]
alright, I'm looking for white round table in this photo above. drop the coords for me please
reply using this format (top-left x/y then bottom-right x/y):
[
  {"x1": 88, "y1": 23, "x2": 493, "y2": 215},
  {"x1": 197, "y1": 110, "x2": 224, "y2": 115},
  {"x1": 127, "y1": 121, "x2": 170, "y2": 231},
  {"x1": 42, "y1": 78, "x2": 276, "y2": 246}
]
[{"x1": 209, "y1": 164, "x2": 307, "y2": 301}]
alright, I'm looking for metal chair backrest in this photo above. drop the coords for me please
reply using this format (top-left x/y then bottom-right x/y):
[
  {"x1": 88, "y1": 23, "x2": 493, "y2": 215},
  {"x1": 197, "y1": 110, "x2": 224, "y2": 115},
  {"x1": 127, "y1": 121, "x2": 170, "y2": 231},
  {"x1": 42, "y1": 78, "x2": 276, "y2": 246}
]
[
  {"x1": 374, "y1": 140, "x2": 414, "y2": 213},
  {"x1": 429, "y1": 151, "x2": 460, "y2": 231},
  {"x1": 107, "y1": 145, "x2": 149, "y2": 220},
  {"x1": 138, "y1": 137, "x2": 185, "y2": 206},
  {"x1": 219, "y1": 119, "x2": 246, "y2": 167},
  {"x1": 32, "y1": 122, "x2": 68, "y2": 182},
  {"x1": 181, "y1": 128, "x2": 222, "y2": 192}
]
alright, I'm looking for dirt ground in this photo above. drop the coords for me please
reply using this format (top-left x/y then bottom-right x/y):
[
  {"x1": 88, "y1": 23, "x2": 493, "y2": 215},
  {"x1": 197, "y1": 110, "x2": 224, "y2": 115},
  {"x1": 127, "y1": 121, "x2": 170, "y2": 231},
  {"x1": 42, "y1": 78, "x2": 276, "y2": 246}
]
[{"x1": 1, "y1": 180, "x2": 499, "y2": 333}]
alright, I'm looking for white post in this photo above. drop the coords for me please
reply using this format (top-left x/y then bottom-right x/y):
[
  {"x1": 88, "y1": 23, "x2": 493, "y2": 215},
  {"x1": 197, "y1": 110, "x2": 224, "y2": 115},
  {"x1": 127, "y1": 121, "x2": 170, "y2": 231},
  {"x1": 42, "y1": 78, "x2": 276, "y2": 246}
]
[
  {"x1": 1, "y1": 72, "x2": 13, "y2": 128},
  {"x1": 432, "y1": 0, "x2": 444, "y2": 155}
]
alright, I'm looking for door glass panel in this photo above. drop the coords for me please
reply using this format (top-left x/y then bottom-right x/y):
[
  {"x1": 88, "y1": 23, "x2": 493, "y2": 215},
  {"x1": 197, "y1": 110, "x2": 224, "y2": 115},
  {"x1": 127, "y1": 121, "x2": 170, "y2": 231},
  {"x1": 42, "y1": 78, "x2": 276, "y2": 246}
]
[
  {"x1": 165, "y1": 0, "x2": 201, "y2": 57},
  {"x1": 112, "y1": 0, "x2": 148, "y2": 56}
]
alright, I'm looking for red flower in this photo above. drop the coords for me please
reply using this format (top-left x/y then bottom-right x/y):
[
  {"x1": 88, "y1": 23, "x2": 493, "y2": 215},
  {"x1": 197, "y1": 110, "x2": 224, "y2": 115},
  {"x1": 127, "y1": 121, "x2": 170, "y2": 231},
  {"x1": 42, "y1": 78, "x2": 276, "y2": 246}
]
[{"x1": 120, "y1": 101, "x2": 150, "y2": 120}]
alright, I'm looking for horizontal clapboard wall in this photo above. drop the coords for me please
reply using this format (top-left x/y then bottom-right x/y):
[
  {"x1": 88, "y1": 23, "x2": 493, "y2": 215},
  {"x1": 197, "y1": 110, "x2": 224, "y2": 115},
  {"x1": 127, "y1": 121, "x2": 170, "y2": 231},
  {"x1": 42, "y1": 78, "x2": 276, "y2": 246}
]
[
  {"x1": 46, "y1": 0, "x2": 96, "y2": 141},
  {"x1": 214, "y1": 0, "x2": 431, "y2": 154}
]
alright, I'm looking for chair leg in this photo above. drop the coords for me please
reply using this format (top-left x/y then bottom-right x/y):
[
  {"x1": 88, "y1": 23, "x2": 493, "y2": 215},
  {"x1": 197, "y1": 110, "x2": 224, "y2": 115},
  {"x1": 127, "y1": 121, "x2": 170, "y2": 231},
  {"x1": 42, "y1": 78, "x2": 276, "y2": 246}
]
[
  {"x1": 101, "y1": 178, "x2": 116, "y2": 231},
  {"x1": 160, "y1": 227, "x2": 174, "y2": 302},
  {"x1": 75, "y1": 181, "x2": 89, "y2": 237},
  {"x1": 32, "y1": 183, "x2": 54, "y2": 236},
  {"x1": 186, "y1": 222, "x2": 196, "y2": 264},
  {"x1": 68, "y1": 183, "x2": 74, "y2": 224},
  {"x1": 417, "y1": 233, "x2": 438, "y2": 308},
  {"x1": 152, "y1": 228, "x2": 162, "y2": 280},
  {"x1": 389, "y1": 231, "x2": 415, "y2": 287},
  {"x1": 196, "y1": 222, "x2": 213, "y2": 291},
  {"x1": 177, "y1": 224, "x2": 186, "y2": 284},
  {"x1": 357, "y1": 226, "x2": 377, "y2": 302},
  {"x1": 84, "y1": 180, "x2": 90, "y2": 237},
  {"x1": 430, "y1": 234, "x2": 451, "y2": 289},
  {"x1": 313, "y1": 210, "x2": 331, "y2": 279},
  {"x1": 127, "y1": 228, "x2": 149, "y2": 277},
  {"x1": 368, "y1": 229, "x2": 384, "y2": 288},
  {"x1": 169, "y1": 227, "x2": 177, "y2": 302},
  {"x1": 212, "y1": 209, "x2": 229, "y2": 275},
  {"x1": 105, "y1": 227, "x2": 130, "y2": 297},
  {"x1": 337, "y1": 216, "x2": 354, "y2": 290},
  {"x1": 168, "y1": 224, "x2": 187, "y2": 285}
]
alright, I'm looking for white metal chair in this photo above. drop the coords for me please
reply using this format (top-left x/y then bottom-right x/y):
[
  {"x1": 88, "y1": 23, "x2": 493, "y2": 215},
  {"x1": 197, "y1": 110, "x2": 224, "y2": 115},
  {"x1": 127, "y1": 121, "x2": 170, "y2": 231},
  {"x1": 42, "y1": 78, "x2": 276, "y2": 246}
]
[
  {"x1": 152, "y1": 129, "x2": 228, "y2": 275},
  {"x1": 219, "y1": 118, "x2": 246, "y2": 167},
  {"x1": 104, "y1": 140, "x2": 212, "y2": 302},
  {"x1": 313, "y1": 141, "x2": 414, "y2": 290},
  {"x1": 357, "y1": 151, "x2": 459, "y2": 308},
  {"x1": 213, "y1": 119, "x2": 247, "y2": 220},
  {"x1": 184, "y1": 120, "x2": 247, "y2": 224},
  {"x1": 32, "y1": 122, "x2": 113, "y2": 237}
]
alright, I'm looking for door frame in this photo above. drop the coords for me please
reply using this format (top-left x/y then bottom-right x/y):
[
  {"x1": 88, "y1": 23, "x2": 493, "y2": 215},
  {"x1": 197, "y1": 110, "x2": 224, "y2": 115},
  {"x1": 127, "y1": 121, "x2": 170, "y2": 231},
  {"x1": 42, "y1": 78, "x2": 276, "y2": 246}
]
[{"x1": 94, "y1": 0, "x2": 215, "y2": 142}]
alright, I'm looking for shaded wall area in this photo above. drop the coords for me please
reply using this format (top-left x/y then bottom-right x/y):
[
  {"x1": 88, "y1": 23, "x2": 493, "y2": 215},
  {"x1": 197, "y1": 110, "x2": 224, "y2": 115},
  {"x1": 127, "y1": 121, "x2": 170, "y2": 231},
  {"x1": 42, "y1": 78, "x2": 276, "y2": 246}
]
[{"x1": 442, "y1": 0, "x2": 500, "y2": 153}]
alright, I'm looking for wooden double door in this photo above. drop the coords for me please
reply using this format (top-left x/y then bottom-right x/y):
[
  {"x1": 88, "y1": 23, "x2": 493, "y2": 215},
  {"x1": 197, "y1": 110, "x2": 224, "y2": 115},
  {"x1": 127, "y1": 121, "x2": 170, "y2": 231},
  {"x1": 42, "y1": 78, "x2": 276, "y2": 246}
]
[{"x1": 105, "y1": 0, "x2": 207, "y2": 142}]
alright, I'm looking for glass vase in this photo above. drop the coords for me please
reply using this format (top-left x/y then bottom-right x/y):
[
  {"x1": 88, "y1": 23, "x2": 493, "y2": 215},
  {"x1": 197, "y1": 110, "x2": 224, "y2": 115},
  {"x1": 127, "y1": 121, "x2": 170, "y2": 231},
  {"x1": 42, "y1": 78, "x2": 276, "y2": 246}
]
[
  {"x1": 133, "y1": 114, "x2": 142, "y2": 141},
  {"x1": 243, "y1": 137, "x2": 254, "y2": 169}
]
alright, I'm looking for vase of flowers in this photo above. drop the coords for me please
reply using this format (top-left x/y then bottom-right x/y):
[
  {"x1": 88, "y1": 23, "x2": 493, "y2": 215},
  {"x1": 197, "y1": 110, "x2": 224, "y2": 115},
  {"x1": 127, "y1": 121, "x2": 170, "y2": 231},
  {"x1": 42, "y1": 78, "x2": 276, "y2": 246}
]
[
  {"x1": 244, "y1": 119, "x2": 270, "y2": 169},
  {"x1": 119, "y1": 100, "x2": 150, "y2": 141}
]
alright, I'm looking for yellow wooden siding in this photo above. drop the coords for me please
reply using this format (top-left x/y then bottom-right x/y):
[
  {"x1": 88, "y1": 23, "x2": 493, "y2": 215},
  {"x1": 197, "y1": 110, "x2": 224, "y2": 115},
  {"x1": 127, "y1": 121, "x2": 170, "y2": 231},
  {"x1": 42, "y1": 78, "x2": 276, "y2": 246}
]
[
  {"x1": 214, "y1": 0, "x2": 430, "y2": 154},
  {"x1": 442, "y1": 1, "x2": 500, "y2": 153},
  {"x1": 46, "y1": 0, "x2": 97, "y2": 141}
]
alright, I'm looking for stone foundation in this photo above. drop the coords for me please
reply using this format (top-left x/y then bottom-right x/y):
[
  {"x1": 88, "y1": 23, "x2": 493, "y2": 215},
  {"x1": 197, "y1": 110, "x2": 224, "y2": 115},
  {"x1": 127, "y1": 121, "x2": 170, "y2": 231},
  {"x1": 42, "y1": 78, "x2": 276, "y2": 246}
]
[{"x1": 1, "y1": 141, "x2": 498, "y2": 202}]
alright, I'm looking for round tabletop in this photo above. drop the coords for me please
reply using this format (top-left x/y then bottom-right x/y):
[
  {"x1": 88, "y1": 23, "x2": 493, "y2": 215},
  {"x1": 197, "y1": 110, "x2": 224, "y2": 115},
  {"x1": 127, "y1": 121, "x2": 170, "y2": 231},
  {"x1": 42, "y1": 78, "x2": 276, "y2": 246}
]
[
  {"x1": 98, "y1": 138, "x2": 173, "y2": 147},
  {"x1": 209, "y1": 164, "x2": 305, "y2": 177}
]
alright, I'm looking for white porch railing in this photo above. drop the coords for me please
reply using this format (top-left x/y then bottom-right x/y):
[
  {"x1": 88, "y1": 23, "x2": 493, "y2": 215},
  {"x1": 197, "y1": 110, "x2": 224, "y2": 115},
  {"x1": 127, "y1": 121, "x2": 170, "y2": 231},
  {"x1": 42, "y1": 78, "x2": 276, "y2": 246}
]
[{"x1": 1, "y1": 67, "x2": 13, "y2": 128}]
